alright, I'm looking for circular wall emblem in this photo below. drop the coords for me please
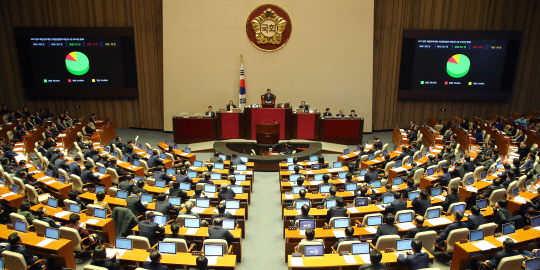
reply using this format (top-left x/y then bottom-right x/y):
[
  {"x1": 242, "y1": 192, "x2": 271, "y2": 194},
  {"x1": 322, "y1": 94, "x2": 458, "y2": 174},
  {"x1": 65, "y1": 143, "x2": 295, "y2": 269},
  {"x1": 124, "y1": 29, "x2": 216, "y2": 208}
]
[{"x1": 246, "y1": 4, "x2": 292, "y2": 52}]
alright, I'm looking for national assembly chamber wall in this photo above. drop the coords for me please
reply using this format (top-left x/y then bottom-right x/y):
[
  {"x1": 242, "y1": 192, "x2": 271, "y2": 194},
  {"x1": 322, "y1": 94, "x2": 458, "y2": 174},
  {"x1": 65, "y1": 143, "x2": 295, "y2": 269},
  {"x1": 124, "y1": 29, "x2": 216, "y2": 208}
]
[{"x1": 1, "y1": 0, "x2": 540, "y2": 131}]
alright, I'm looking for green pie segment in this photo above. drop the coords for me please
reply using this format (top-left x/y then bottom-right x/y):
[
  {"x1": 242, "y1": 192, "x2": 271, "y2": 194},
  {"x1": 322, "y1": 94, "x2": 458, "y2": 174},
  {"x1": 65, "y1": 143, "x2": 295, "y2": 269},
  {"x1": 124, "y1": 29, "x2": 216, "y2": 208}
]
[
  {"x1": 446, "y1": 54, "x2": 470, "y2": 78},
  {"x1": 65, "y1": 51, "x2": 89, "y2": 76}
]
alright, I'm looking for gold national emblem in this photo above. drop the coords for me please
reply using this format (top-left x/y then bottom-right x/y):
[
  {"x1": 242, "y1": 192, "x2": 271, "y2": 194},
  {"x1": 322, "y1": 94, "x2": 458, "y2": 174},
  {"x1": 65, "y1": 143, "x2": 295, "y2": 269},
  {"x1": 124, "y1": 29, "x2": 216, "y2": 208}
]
[{"x1": 251, "y1": 9, "x2": 287, "y2": 45}]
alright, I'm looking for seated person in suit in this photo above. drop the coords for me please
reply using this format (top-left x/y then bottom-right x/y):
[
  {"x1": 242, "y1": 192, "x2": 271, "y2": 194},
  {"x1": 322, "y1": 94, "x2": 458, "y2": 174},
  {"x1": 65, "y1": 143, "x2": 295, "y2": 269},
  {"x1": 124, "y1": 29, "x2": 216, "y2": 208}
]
[
  {"x1": 336, "y1": 110, "x2": 345, "y2": 118},
  {"x1": 422, "y1": 155, "x2": 437, "y2": 170},
  {"x1": 77, "y1": 136, "x2": 88, "y2": 151},
  {"x1": 364, "y1": 166, "x2": 379, "y2": 184},
  {"x1": 467, "y1": 205, "x2": 486, "y2": 230},
  {"x1": 321, "y1": 186, "x2": 341, "y2": 205},
  {"x1": 333, "y1": 226, "x2": 358, "y2": 250},
  {"x1": 119, "y1": 175, "x2": 136, "y2": 193},
  {"x1": 438, "y1": 166, "x2": 452, "y2": 187},
  {"x1": 35, "y1": 206, "x2": 62, "y2": 228},
  {"x1": 153, "y1": 165, "x2": 173, "y2": 182},
  {"x1": 436, "y1": 210, "x2": 467, "y2": 246},
  {"x1": 354, "y1": 184, "x2": 377, "y2": 202},
  {"x1": 126, "y1": 191, "x2": 147, "y2": 217},
  {"x1": 397, "y1": 239, "x2": 430, "y2": 270},
  {"x1": 218, "y1": 182, "x2": 236, "y2": 201},
  {"x1": 6, "y1": 232, "x2": 53, "y2": 270},
  {"x1": 196, "y1": 256, "x2": 208, "y2": 270},
  {"x1": 169, "y1": 181, "x2": 188, "y2": 200},
  {"x1": 155, "y1": 192, "x2": 181, "y2": 218},
  {"x1": 139, "y1": 212, "x2": 166, "y2": 246},
  {"x1": 85, "y1": 122, "x2": 96, "y2": 135},
  {"x1": 17, "y1": 201, "x2": 35, "y2": 224},
  {"x1": 179, "y1": 200, "x2": 200, "y2": 218},
  {"x1": 318, "y1": 174, "x2": 335, "y2": 190},
  {"x1": 359, "y1": 249, "x2": 386, "y2": 270},
  {"x1": 349, "y1": 110, "x2": 357, "y2": 118},
  {"x1": 323, "y1": 108, "x2": 332, "y2": 117},
  {"x1": 134, "y1": 179, "x2": 148, "y2": 195},
  {"x1": 297, "y1": 228, "x2": 324, "y2": 248},
  {"x1": 299, "y1": 101, "x2": 309, "y2": 112},
  {"x1": 406, "y1": 162, "x2": 421, "y2": 178},
  {"x1": 198, "y1": 172, "x2": 213, "y2": 184},
  {"x1": 411, "y1": 190, "x2": 431, "y2": 216},
  {"x1": 205, "y1": 106, "x2": 216, "y2": 118},
  {"x1": 230, "y1": 153, "x2": 244, "y2": 165},
  {"x1": 263, "y1": 89, "x2": 274, "y2": 104},
  {"x1": 13, "y1": 125, "x2": 27, "y2": 141},
  {"x1": 176, "y1": 167, "x2": 193, "y2": 183},
  {"x1": 441, "y1": 185, "x2": 460, "y2": 212},
  {"x1": 226, "y1": 100, "x2": 236, "y2": 111},
  {"x1": 142, "y1": 250, "x2": 168, "y2": 270},
  {"x1": 404, "y1": 216, "x2": 430, "y2": 239},
  {"x1": 208, "y1": 218, "x2": 234, "y2": 244},
  {"x1": 395, "y1": 146, "x2": 408, "y2": 161},
  {"x1": 370, "y1": 213, "x2": 399, "y2": 245},
  {"x1": 406, "y1": 126, "x2": 418, "y2": 142},
  {"x1": 293, "y1": 204, "x2": 315, "y2": 224},
  {"x1": 378, "y1": 184, "x2": 394, "y2": 202},
  {"x1": 472, "y1": 238, "x2": 519, "y2": 270},
  {"x1": 90, "y1": 245, "x2": 120, "y2": 270},
  {"x1": 385, "y1": 192, "x2": 407, "y2": 215},
  {"x1": 327, "y1": 197, "x2": 347, "y2": 220},
  {"x1": 209, "y1": 152, "x2": 223, "y2": 164},
  {"x1": 213, "y1": 201, "x2": 236, "y2": 222},
  {"x1": 190, "y1": 187, "x2": 208, "y2": 200},
  {"x1": 521, "y1": 153, "x2": 536, "y2": 173},
  {"x1": 463, "y1": 155, "x2": 476, "y2": 173},
  {"x1": 147, "y1": 149, "x2": 163, "y2": 169},
  {"x1": 293, "y1": 189, "x2": 309, "y2": 205},
  {"x1": 94, "y1": 191, "x2": 113, "y2": 215},
  {"x1": 68, "y1": 190, "x2": 87, "y2": 210},
  {"x1": 514, "y1": 129, "x2": 526, "y2": 143},
  {"x1": 66, "y1": 213, "x2": 97, "y2": 248}
]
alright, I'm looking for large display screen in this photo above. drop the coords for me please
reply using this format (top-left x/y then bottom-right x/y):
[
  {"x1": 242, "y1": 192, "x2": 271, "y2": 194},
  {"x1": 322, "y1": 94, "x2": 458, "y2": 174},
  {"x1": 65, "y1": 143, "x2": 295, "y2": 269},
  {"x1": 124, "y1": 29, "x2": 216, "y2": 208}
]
[
  {"x1": 398, "y1": 30, "x2": 521, "y2": 100},
  {"x1": 14, "y1": 27, "x2": 138, "y2": 98}
]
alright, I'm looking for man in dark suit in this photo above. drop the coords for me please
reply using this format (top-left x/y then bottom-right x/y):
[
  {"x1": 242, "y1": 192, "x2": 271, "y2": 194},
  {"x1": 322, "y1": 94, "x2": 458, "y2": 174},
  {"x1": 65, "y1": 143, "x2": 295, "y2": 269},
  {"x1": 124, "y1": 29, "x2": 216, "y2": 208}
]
[
  {"x1": 13, "y1": 125, "x2": 27, "y2": 141},
  {"x1": 126, "y1": 192, "x2": 147, "y2": 217},
  {"x1": 476, "y1": 153, "x2": 495, "y2": 170},
  {"x1": 327, "y1": 197, "x2": 347, "y2": 220},
  {"x1": 385, "y1": 192, "x2": 407, "y2": 215},
  {"x1": 463, "y1": 155, "x2": 476, "y2": 173},
  {"x1": 354, "y1": 185, "x2": 377, "y2": 202},
  {"x1": 372, "y1": 213, "x2": 399, "y2": 245},
  {"x1": 349, "y1": 110, "x2": 358, "y2": 118},
  {"x1": 407, "y1": 120, "x2": 417, "y2": 132},
  {"x1": 406, "y1": 162, "x2": 421, "y2": 178},
  {"x1": 147, "y1": 149, "x2": 163, "y2": 169},
  {"x1": 168, "y1": 181, "x2": 188, "y2": 200},
  {"x1": 209, "y1": 152, "x2": 223, "y2": 164},
  {"x1": 442, "y1": 128, "x2": 455, "y2": 142},
  {"x1": 119, "y1": 175, "x2": 136, "y2": 193},
  {"x1": 55, "y1": 118, "x2": 66, "y2": 131},
  {"x1": 404, "y1": 216, "x2": 431, "y2": 239},
  {"x1": 514, "y1": 129, "x2": 526, "y2": 143},
  {"x1": 83, "y1": 145, "x2": 99, "y2": 162},
  {"x1": 218, "y1": 182, "x2": 235, "y2": 201},
  {"x1": 0, "y1": 104, "x2": 8, "y2": 115},
  {"x1": 84, "y1": 123, "x2": 95, "y2": 135},
  {"x1": 336, "y1": 110, "x2": 345, "y2": 118},
  {"x1": 467, "y1": 205, "x2": 486, "y2": 230},
  {"x1": 33, "y1": 113, "x2": 43, "y2": 126},
  {"x1": 378, "y1": 184, "x2": 394, "y2": 202},
  {"x1": 412, "y1": 190, "x2": 431, "y2": 216},
  {"x1": 139, "y1": 212, "x2": 165, "y2": 246},
  {"x1": 406, "y1": 126, "x2": 418, "y2": 142},
  {"x1": 205, "y1": 106, "x2": 216, "y2": 118},
  {"x1": 44, "y1": 125, "x2": 55, "y2": 138},
  {"x1": 35, "y1": 141, "x2": 47, "y2": 157},
  {"x1": 451, "y1": 161, "x2": 466, "y2": 179},
  {"x1": 333, "y1": 226, "x2": 358, "y2": 250},
  {"x1": 438, "y1": 166, "x2": 452, "y2": 187},
  {"x1": 483, "y1": 178, "x2": 504, "y2": 198},
  {"x1": 153, "y1": 165, "x2": 173, "y2": 182},
  {"x1": 497, "y1": 163, "x2": 513, "y2": 182},
  {"x1": 142, "y1": 250, "x2": 168, "y2": 270},
  {"x1": 321, "y1": 186, "x2": 341, "y2": 205},
  {"x1": 36, "y1": 207, "x2": 62, "y2": 228},
  {"x1": 494, "y1": 198, "x2": 512, "y2": 228},
  {"x1": 293, "y1": 204, "x2": 315, "y2": 224},
  {"x1": 208, "y1": 218, "x2": 234, "y2": 243},
  {"x1": 441, "y1": 185, "x2": 460, "y2": 212},
  {"x1": 395, "y1": 146, "x2": 408, "y2": 161},
  {"x1": 263, "y1": 89, "x2": 274, "y2": 104},
  {"x1": 403, "y1": 178, "x2": 418, "y2": 199},
  {"x1": 397, "y1": 239, "x2": 430, "y2": 270},
  {"x1": 422, "y1": 155, "x2": 437, "y2": 170},
  {"x1": 89, "y1": 113, "x2": 97, "y2": 124},
  {"x1": 213, "y1": 201, "x2": 236, "y2": 223},
  {"x1": 521, "y1": 153, "x2": 535, "y2": 173},
  {"x1": 24, "y1": 117, "x2": 35, "y2": 130},
  {"x1": 81, "y1": 162, "x2": 100, "y2": 185},
  {"x1": 436, "y1": 210, "x2": 468, "y2": 246},
  {"x1": 68, "y1": 157, "x2": 83, "y2": 176},
  {"x1": 471, "y1": 238, "x2": 519, "y2": 270},
  {"x1": 364, "y1": 166, "x2": 379, "y2": 184},
  {"x1": 49, "y1": 149, "x2": 61, "y2": 165},
  {"x1": 155, "y1": 193, "x2": 181, "y2": 218},
  {"x1": 230, "y1": 153, "x2": 244, "y2": 165},
  {"x1": 176, "y1": 168, "x2": 193, "y2": 183},
  {"x1": 323, "y1": 108, "x2": 332, "y2": 117},
  {"x1": 299, "y1": 101, "x2": 309, "y2": 112},
  {"x1": 226, "y1": 100, "x2": 236, "y2": 111},
  {"x1": 407, "y1": 144, "x2": 418, "y2": 157},
  {"x1": 54, "y1": 152, "x2": 69, "y2": 171},
  {"x1": 373, "y1": 136, "x2": 383, "y2": 150},
  {"x1": 110, "y1": 158, "x2": 128, "y2": 180},
  {"x1": 6, "y1": 232, "x2": 52, "y2": 270},
  {"x1": 359, "y1": 249, "x2": 387, "y2": 270}
]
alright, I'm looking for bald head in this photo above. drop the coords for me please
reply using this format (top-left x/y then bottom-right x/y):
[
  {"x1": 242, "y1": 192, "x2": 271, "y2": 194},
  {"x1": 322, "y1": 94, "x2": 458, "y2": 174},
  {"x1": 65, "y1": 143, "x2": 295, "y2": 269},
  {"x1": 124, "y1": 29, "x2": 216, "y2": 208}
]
[{"x1": 415, "y1": 216, "x2": 424, "y2": 226}]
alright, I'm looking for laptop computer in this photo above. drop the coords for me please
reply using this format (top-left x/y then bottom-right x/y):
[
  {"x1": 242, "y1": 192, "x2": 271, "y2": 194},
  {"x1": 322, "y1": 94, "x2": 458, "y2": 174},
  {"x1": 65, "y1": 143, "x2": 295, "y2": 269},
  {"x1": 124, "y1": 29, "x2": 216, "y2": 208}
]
[
  {"x1": 333, "y1": 161, "x2": 342, "y2": 168},
  {"x1": 351, "y1": 242, "x2": 370, "y2": 255},
  {"x1": 214, "y1": 163, "x2": 224, "y2": 170},
  {"x1": 239, "y1": 157, "x2": 248, "y2": 163},
  {"x1": 134, "y1": 160, "x2": 140, "y2": 167},
  {"x1": 11, "y1": 184, "x2": 18, "y2": 194},
  {"x1": 512, "y1": 187, "x2": 520, "y2": 198},
  {"x1": 211, "y1": 173, "x2": 221, "y2": 180},
  {"x1": 14, "y1": 220, "x2": 27, "y2": 233},
  {"x1": 235, "y1": 174, "x2": 246, "y2": 181},
  {"x1": 236, "y1": 164, "x2": 247, "y2": 171},
  {"x1": 184, "y1": 218, "x2": 200, "y2": 228},
  {"x1": 168, "y1": 196, "x2": 181, "y2": 206},
  {"x1": 193, "y1": 160, "x2": 203, "y2": 167},
  {"x1": 155, "y1": 180, "x2": 166, "y2": 188},
  {"x1": 311, "y1": 163, "x2": 322, "y2": 170},
  {"x1": 196, "y1": 198, "x2": 210, "y2": 208},
  {"x1": 298, "y1": 219, "x2": 316, "y2": 230},
  {"x1": 426, "y1": 168, "x2": 434, "y2": 176},
  {"x1": 166, "y1": 168, "x2": 175, "y2": 175},
  {"x1": 453, "y1": 204, "x2": 466, "y2": 214},
  {"x1": 290, "y1": 174, "x2": 301, "y2": 183},
  {"x1": 230, "y1": 185, "x2": 243, "y2": 194},
  {"x1": 476, "y1": 199, "x2": 488, "y2": 209},
  {"x1": 185, "y1": 148, "x2": 191, "y2": 154},
  {"x1": 338, "y1": 171, "x2": 348, "y2": 179},
  {"x1": 295, "y1": 200, "x2": 310, "y2": 210},
  {"x1": 469, "y1": 229, "x2": 484, "y2": 242},
  {"x1": 141, "y1": 194, "x2": 153, "y2": 203},
  {"x1": 292, "y1": 186, "x2": 304, "y2": 194},
  {"x1": 325, "y1": 199, "x2": 336, "y2": 209},
  {"x1": 219, "y1": 154, "x2": 227, "y2": 161},
  {"x1": 58, "y1": 175, "x2": 66, "y2": 184},
  {"x1": 396, "y1": 239, "x2": 413, "y2": 252},
  {"x1": 204, "y1": 185, "x2": 217, "y2": 193},
  {"x1": 431, "y1": 187, "x2": 442, "y2": 197},
  {"x1": 343, "y1": 149, "x2": 350, "y2": 155},
  {"x1": 94, "y1": 208, "x2": 107, "y2": 219},
  {"x1": 69, "y1": 203, "x2": 81, "y2": 214},
  {"x1": 319, "y1": 184, "x2": 332, "y2": 194},
  {"x1": 368, "y1": 154, "x2": 375, "y2": 160},
  {"x1": 115, "y1": 237, "x2": 133, "y2": 250},
  {"x1": 314, "y1": 174, "x2": 324, "y2": 181},
  {"x1": 304, "y1": 245, "x2": 324, "y2": 257},
  {"x1": 287, "y1": 157, "x2": 294, "y2": 163},
  {"x1": 345, "y1": 183, "x2": 357, "y2": 192},
  {"x1": 47, "y1": 198, "x2": 58, "y2": 208},
  {"x1": 117, "y1": 190, "x2": 128, "y2": 199},
  {"x1": 372, "y1": 181, "x2": 382, "y2": 188},
  {"x1": 95, "y1": 186, "x2": 106, "y2": 194},
  {"x1": 204, "y1": 244, "x2": 224, "y2": 257},
  {"x1": 382, "y1": 195, "x2": 394, "y2": 204},
  {"x1": 392, "y1": 177, "x2": 403, "y2": 186},
  {"x1": 225, "y1": 200, "x2": 240, "y2": 209},
  {"x1": 355, "y1": 197, "x2": 369, "y2": 207},
  {"x1": 367, "y1": 216, "x2": 382, "y2": 226},
  {"x1": 309, "y1": 155, "x2": 318, "y2": 162},
  {"x1": 525, "y1": 258, "x2": 540, "y2": 270},
  {"x1": 502, "y1": 222, "x2": 515, "y2": 235},
  {"x1": 222, "y1": 219, "x2": 235, "y2": 230},
  {"x1": 153, "y1": 215, "x2": 167, "y2": 225},
  {"x1": 360, "y1": 169, "x2": 367, "y2": 176},
  {"x1": 45, "y1": 227, "x2": 60, "y2": 240},
  {"x1": 187, "y1": 171, "x2": 197, "y2": 178},
  {"x1": 396, "y1": 160, "x2": 403, "y2": 168},
  {"x1": 408, "y1": 191, "x2": 420, "y2": 201},
  {"x1": 398, "y1": 212, "x2": 413, "y2": 223},
  {"x1": 427, "y1": 208, "x2": 441, "y2": 219}
]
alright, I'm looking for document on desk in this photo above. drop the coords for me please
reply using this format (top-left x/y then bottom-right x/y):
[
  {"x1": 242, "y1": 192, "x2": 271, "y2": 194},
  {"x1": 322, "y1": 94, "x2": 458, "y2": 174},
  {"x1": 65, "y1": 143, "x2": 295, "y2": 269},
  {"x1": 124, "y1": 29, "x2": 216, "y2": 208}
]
[
  {"x1": 364, "y1": 227, "x2": 377, "y2": 234},
  {"x1": 342, "y1": 155, "x2": 349, "y2": 159},
  {"x1": 473, "y1": 240, "x2": 497, "y2": 251},
  {"x1": 226, "y1": 209, "x2": 236, "y2": 215},
  {"x1": 243, "y1": 171, "x2": 253, "y2": 175},
  {"x1": 310, "y1": 181, "x2": 322, "y2": 185},
  {"x1": 180, "y1": 153, "x2": 189, "y2": 156},
  {"x1": 348, "y1": 207, "x2": 359, "y2": 213},
  {"x1": 359, "y1": 254, "x2": 371, "y2": 263},
  {"x1": 205, "y1": 192, "x2": 215, "y2": 198},
  {"x1": 431, "y1": 149, "x2": 442, "y2": 153},
  {"x1": 299, "y1": 230, "x2": 306, "y2": 236},
  {"x1": 426, "y1": 217, "x2": 452, "y2": 226},
  {"x1": 339, "y1": 179, "x2": 347, "y2": 183},
  {"x1": 54, "y1": 211, "x2": 71, "y2": 218},
  {"x1": 285, "y1": 194, "x2": 294, "y2": 200},
  {"x1": 435, "y1": 195, "x2": 446, "y2": 201},
  {"x1": 191, "y1": 207, "x2": 205, "y2": 213},
  {"x1": 206, "y1": 256, "x2": 218, "y2": 266},
  {"x1": 106, "y1": 248, "x2": 128, "y2": 258},
  {"x1": 333, "y1": 230, "x2": 345, "y2": 238},
  {"x1": 394, "y1": 167, "x2": 407, "y2": 172},
  {"x1": 496, "y1": 235, "x2": 518, "y2": 243},
  {"x1": 36, "y1": 238, "x2": 54, "y2": 247},
  {"x1": 1, "y1": 192, "x2": 15, "y2": 198},
  {"x1": 397, "y1": 222, "x2": 417, "y2": 230},
  {"x1": 38, "y1": 176, "x2": 51, "y2": 181},
  {"x1": 513, "y1": 196, "x2": 527, "y2": 204},
  {"x1": 466, "y1": 186, "x2": 478, "y2": 193},
  {"x1": 185, "y1": 228, "x2": 199, "y2": 235},
  {"x1": 45, "y1": 180, "x2": 57, "y2": 185},
  {"x1": 290, "y1": 257, "x2": 304, "y2": 266},
  {"x1": 376, "y1": 205, "x2": 386, "y2": 210},
  {"x1": 343, "y1": 255, "x2": 356, "y2": 264},
  {"x1": 304, "y1": 170, "x2": 313, "y2": 175},
  {"x1": 85, "y1": 219, "x2": 100, "y2": 225}
]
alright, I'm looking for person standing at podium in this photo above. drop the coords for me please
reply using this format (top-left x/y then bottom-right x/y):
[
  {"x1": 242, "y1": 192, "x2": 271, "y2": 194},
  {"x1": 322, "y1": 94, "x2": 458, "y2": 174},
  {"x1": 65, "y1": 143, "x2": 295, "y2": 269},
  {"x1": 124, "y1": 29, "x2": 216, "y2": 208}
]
[
  {"x1": 263, "y1": 89, "x2": 274, "y2": 104},
  {"x1": 226, "y1": 101, "x2": 236, "y2": 111},
  {"x1": 299, "y1": 101, "x2": 309, "y2": 112},
  {"x1": 205, "y1": 106, "x2": 215, "y2": 118}
]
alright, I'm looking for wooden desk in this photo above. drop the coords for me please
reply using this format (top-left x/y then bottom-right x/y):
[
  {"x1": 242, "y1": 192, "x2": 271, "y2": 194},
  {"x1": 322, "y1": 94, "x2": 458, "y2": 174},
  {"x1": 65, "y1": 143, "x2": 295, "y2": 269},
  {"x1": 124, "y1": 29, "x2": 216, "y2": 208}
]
[
  {"x1": 133, "y1": 148, "x2": 173, "y2": 168},
  {"x1": 131, "y1": 225, "x2": 243, "y2": 262},
  {"x1": 22, "y1": 126, "x2": 45, "y2": 153},
  {"x1": 319, "y1": 118, "x2": 364, "y2": 145},
  {"x1": 60, "y1": 122, "x2": 85, "y2": 152},
  {"x1": 0, "y1": 123, "x2": 16, "y2": 142},
  {"x1": 0, "y1": 224, "x2": 76, "y2": 269},
  {"x1": 280, "y1": 167, "x2": 350, "y2": 181},
  {"x1": 451, "y1": 227, "x2": 540, "y2": 270},
  {"x1": 30, "y1": 170, "x2": 73, "y2": 201},
  {"x1": 0, "y1": 186, "x2": 25, "y2": 208},
  {"x1": 29, "y1": 204, "x2": 116, "y2": 242},
  {"x1": 91, "y1": 123, "x2": 116, "y2": 147},
  {"x1": 120, "y1": 248, "x2": 236, "y2": 269},
  {"x1": 157, "y1": 142, "x2": 196, "y2": 164}
]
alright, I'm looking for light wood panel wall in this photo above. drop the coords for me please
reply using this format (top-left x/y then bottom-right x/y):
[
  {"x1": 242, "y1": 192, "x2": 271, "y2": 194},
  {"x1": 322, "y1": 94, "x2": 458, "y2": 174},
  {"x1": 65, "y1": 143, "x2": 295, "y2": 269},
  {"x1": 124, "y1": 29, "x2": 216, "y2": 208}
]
[
  {"x1": 373, "y1": 0, "x2": 540, "y2": 130},
  {"x1": 0, "y1": 0, "x2": 163, "y2": 129}
]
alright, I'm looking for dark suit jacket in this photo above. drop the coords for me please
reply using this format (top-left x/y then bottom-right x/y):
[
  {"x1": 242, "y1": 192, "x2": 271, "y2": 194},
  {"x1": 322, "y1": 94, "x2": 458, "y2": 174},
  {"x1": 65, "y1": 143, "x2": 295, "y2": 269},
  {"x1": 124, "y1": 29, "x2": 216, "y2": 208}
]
[
  {"x1": 68, "y1": 162, "x2": 82, "y2": 176},
  {"x1": 139, "y1": 220, "x2": 165, "y2": 246},
  {"x1": 230, "y1": 157, "x2": 244, "y2": 165},
  {"x1": 36, "y1": 146, "x2": 47, "y2": 157},
  {"x1": 155, "y1": 201, "x2": 180, "y2": 217},
  {"x1": 327, "y1": 206, "x2": 347, "y2": 219},
  {"x1": 141, "y1": 261, "x2": 168, "y2": 270},
  {"x1": 364, "y1": 171, "x2": 379, "y2": 183},
  {"x1": 403, "y1": 186, "x2": 418, "y2": 199},
  {"x1": 147, "y1": 155, "x2": 163, "y2": 169},
  {"x1": 359, "y1": 263, "x2": 387, "y2": 270},
  {"x1": 483, "y1": 183, "x2": 504, "y2": 198},
  {"x1": 85, "y1": 125, "x2": 95, "y2": 135},
  {"x1": 176, "y1": 174, "x2": 192, "y2": 183},
  {"x1": 126, "y1": 195, "x2": 147, "y2": 217},
  {"x1": 441, "y1": 193, "x2": 460, "y2": 212},
  {"x1": 205, "y1": 111, "x2": 216, "y2": 118},
  {"x1": 153, "y1": 171, "x2": 173, "y2": 182},
  {"x1": 436, "y1": 221, "x2": 468, "y2": 244},
  {"x1": 463, "y1": 161, "x2": 476, "y2": 173},
  {"x1": 407, "y1": 130, "x2": 418, "y2": 141},
  {"x1": 323, "y1": 112, "x2": 332, "y2": 117},
  {"x1": 412, "y1": 197, "x2": 431, "y2": 216},
  {"x1": 397, "y1": 252, "x2": 430, "y2": 270},
  {"x1": 521, "y1": 159, "x2": 534, "y2": 172},
  {"x1": 226, "y1": 104, "x2": 237, "y2": 111},
  {"x1": 518, "y1": 145, "x2": 531, "y2": 161},
  {"x1": 494, "y1": 207, "x2": 511, "y2": 226},
  {"x1": 81, "y1": 169, "x2": 100, "y2": 184},
  {"x1": 439, "y1": 172, "x2": 452, "y2": 187},
  {"x1": 373, "y1": 224, "x2": 399, "y2": 245},
  {"x1": 169, "y1": 188, "x2": 188, "y2": 200},
  {"x1": 333, "y1": 236, "x2": 358, "y2": 250},
  {"x1": 37, "y1": 216, "x2": 61, "y2": 228},
  {"x1": 386, "y1": 199, "x2": 407, "y2": 215},
  {"x1": 467, "y1": 213, "x2": 485, "y2": 230},
  {"x1": 396, "y1": 152, "x2": 407, "y2": 161},
  {"x1": 119, "y1": 181, "x2": 134, "y2": 193},
  {"x1": 208, "y1": 226, "x2": 234, "y2": 242},
  {"x1": 407, "y1": 167, "x2": 421, "y2": 178},
  {"x1": 218, "y1": 189, "x2": 236, "y2": 201},
  {"x1": 5, "y1": 245, "x2": 40, "y2": 269},
  {"x1": 487, "y1": 250, "x2": 520, "y2": 268},
  {"x1": 293, "y1": 213, "x2": 315, "y2": 224},
  {"x1": 263, "y1": 93, "x2": 275, "y2": 102},
  {"x1": 452, "y1": 166, "x2": 466, "y2": 179},
  {"x1": 404, "y1": 225, "x2": 431, "y2": 239}
]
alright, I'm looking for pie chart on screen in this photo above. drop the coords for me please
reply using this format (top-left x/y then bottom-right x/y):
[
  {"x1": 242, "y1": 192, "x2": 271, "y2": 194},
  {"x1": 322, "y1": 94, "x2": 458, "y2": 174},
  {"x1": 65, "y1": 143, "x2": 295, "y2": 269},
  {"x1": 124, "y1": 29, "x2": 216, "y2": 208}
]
[
  {"x1": 65, "y1": 51, "x2": 89, "y2": 76},
  {"x1": 446, "y1": 54, "x2": 470, "y2": 78}
]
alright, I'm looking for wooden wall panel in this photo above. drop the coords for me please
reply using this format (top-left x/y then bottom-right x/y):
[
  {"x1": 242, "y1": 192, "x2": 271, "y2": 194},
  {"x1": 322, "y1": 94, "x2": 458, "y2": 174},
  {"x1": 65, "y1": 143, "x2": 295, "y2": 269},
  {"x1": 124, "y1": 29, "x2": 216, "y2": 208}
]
[
  {"x1": 0, "y1": 0, "x2": 163, "y2": 129},
  {"x1": 373, "y1": 0, "x2": 540, "y2": 130}
]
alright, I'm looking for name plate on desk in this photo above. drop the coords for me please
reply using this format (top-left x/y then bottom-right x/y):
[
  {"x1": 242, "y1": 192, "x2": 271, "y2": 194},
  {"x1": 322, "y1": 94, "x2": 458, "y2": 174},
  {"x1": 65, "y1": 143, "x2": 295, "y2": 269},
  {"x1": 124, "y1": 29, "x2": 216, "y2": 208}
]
[
  {"x1": 192, "y1": 251, "x2": 201, "y2": 256},
  {"x1": 357, "y1": 224, "x2": 365, "y2": 228},
  {"x1": 317, "y1": 205, "x2": 324, "y2": 209},
  {"x1": 385, "y1": 248, "x2": 394, "y2": 253},
  {"x1": 281, "y1": 179, "x2": 289, "y2": 182},
  {"x1": 312, "y1": 191, "x2": 318, "y2": 194},
  {"x1": 524, "y1": 225, "x2": 531, "y2": 230},
  {"x1": 104, "y1": 244, "x2": 113, "y2": 248},
  {"x1": 7, "y1": 225, "x2": 13, "y2": 230},
  {"x1": 146, "y1": 248, "x2": 154, "y2": 252},
  {"x1": 459, "y1": 239, "x2": 468, "y2": 243},
  {"x1": 288, "y1": 227, "x2": 297, "y2": 230},
  {"x1": 292, "y1": 253, "x2": 302, "y2": 257},
  {"x1": 323, "y1": 226, "x2": 331, "y2": 229},
  {"x1": 36, "y1": 232, "x2": 44, "y2": 237},
  {"x1": 340, "y1": 252, "x2": 349, "y2": 256},
  {"x1": 286, "y1": 206, "x2": 293, "y2": 210}
]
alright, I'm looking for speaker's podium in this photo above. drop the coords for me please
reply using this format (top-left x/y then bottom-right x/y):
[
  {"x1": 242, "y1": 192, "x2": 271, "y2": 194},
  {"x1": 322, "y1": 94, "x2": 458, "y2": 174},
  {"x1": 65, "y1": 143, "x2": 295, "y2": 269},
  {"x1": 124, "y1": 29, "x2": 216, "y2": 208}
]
[
  {"x1": 261, "y1": 95, "x2": 276, "y2": 108},
  {"x1": 255, "y1": 123, "x2": 280, "y2": 144}
]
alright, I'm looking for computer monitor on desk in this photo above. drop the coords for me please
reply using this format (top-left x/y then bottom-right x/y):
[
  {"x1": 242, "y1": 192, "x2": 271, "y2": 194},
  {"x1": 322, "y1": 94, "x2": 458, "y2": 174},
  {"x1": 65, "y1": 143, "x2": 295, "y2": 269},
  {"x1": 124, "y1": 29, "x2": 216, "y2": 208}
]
[
  {"x1": 355, "y1": 197, "x2": 369, "y2": 207},
  {"x1": 427, "y1": 208, "x2": 440, "y2": 219},
  {"x1": 396, "y1": 239, "x2": 413, "y2": 251},
  {"x1": 115, "y1": 237, "x2": 132, "y2": 250},
  {"x1": 158, "y1": 242, "x2": 176, "y2": 254},
  {"x1": 351, "y1": 243, "x2": 370, "y2": 255},
  {"x1": 304, "y1": 245, "x2": 324, "y2": 257},
  {"x1": 367, "y1": 216, "x2": 382, "y2": 226},
  {"x1": 469, "y1": 229, "x2": 484, "y2": 242},
  {"x1": 398, "y1": 212, "x2": 413, "y2": 223},
  {"x1": 502, "y1": 222, "x2": 515, "y2": 235},
  {"x1": 525, "y1": 258, "x2": 540, "y2": 270},
  {"x1": 298, "y1": 220, "x2": 316, "y2": 230}
]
